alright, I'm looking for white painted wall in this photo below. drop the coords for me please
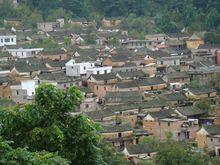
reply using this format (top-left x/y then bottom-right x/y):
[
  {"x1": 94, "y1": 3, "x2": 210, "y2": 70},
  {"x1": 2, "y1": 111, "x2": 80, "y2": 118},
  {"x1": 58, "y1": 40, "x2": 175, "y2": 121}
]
[
  {"x1": 21, "y1": 80, "x2": 36, "y2": 96},
  {"x1": 86, "y1": 66, "x2": 112, "y2": 77},
  {"x1": 66, "y1": 59, "x2": 95, "y2": 76},
  {"x1": 0, "y1": 35, "x2": 16, "y2": 46},
  {"x1": 7, "y1": 48, "x2": 43, "y2": 58}
]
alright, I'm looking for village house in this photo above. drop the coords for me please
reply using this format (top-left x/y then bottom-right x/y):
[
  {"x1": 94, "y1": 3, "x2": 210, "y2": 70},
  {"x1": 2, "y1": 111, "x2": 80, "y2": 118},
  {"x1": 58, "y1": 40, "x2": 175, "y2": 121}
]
[
  {"x1": 184, "y1": 87, "x2": 217, "y2": 100},
  {"x1": 104, "y1": 91, "x2": 143, "y2": 105},
  {"x1": 158, "y1": 92, "x2": 189, "y2": 107},
  {"x1": 4, "y1": 18, "x2": 21, "y2": 27},
  {"x1": 38, "y1": 49, "x2": 69, "y2": 61},
  {"x1": 37, "y1": 22, "x2": 57, "y2": 32},
  {"x1": 10, "y1": 79, "x2": 57, "y2": 104},
  {"x1": 143, "y1": 108, "x2": 200, "y2": 141},
  {"x1": 10, "y1": 79, "x2": 37, "y2": 104},
  {"x1": 100, "y1": 123, "x2": 149, "y2": 149},
  {"x1": 0, "y1": 33, "x2": 16, "y2": 47},
  {"x1": 104, "y1": 104, "x2": 140, "y2": 127},
  {"x1": 121, "y1": 40, "x2": 158, "y2": 49},
  {"x1": 33, "y1": 72, "x2": 82, "y2": 90},
  {"x1": 87, "y1": 73, "x2": 118, "y2": 98},
  {"x1": 116, "y1": 70, "x2": 146, "y2": 81},
  {"x1": 7, "y1": 47, "x2": 43, "y2": 58},
  {"x1": 162, "y1": 71, "x2": 190, "y2": 90},
  {"x1": 45, "y1": 59, "x2": 68, "y2": 72},
  {"x1": 112, "y1": 62, "x2": 139, "y2": 73},
  {"x1": 0, "y1": 76, "x2": 14, "y2": 99},
  {"x1": 85, "y1": 109, "x2": 116, "y2": 125},
  {"x1": 0, "y1": 52, "x2": 13, "y2": 61},
  {"x1": 123, "y1": 144, "x2": 157, "y2": 162},
  {"x1": 196, "y1": 125, "x2": 220, "y2": 156},
  {"x1": 136, "y1": 77, "x2": 167, "y2": 92},
  {"x1": 101, "y1": 18, "x2": 122, "y2": 27},
  {"x1": 188, "y1": 65, "x2": 220, "y2": 85},
  {"x1": 65, "y1": 59, "x2": 95, "y2": 77},
  {"x1": 186, "y1": 34, "x2": 204, "y2": 49},
  {"x1": 113, "y1": 81, "x2": 139, "y2": 92},
  {"x1": 9, "y1": 58, "x2": 48, "y2": 79}
]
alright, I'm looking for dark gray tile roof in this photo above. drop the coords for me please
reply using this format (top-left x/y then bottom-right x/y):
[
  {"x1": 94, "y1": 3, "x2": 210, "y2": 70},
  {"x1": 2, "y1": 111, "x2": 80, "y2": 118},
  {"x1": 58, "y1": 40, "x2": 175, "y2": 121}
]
[
  {"x1": 136, "y1": 77, "x2": 166, "y2": 86},
  {"x1": 148, "y1": 109, "x2": 176, "y2": 119},
  {"x1": 101, "y1": 123, "x2": 132, "y2": 133},
  {"x1": 204, "y1": 125, "x2": 220, "y2": 135},
  {"x1": 176, "y1": 106, "x2": 206, "y2": 117},
  {"x1": 125, "y1": 144, "x2": 156, "y2": 155}
]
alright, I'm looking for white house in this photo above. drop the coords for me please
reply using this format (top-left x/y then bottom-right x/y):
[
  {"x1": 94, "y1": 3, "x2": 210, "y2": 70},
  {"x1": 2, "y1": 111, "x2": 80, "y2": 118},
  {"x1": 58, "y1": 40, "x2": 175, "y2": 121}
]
[
  {"x1": 65, "y1": 59, "x2": 95, "y2": 77},
  {"x1": 7, "y1": 48, "x2": 43, "y2": 58},
  {"x1": 10, "y1": 79, "x2": 57, "y2": 104},
  {"x1": 86, "y1": 66, "x2": 112, "y2": 77},
  {"x1": 0, "y1": 35, "x2": 16, "y2": 47}
]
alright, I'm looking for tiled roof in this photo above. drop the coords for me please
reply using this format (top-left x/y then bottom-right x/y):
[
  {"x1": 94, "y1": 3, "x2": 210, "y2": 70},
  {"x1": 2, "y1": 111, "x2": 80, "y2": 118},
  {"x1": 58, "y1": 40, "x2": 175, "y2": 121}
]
[
  {"x1": 176, "y1": 106, "x2": 205, "y2": 117},
  {"x1": 148, "y1": 109, "x2": 176, "y2": 119},
  {"x1": 101, "y1": 123, "x2": 132, "y2": 133},
  {"x1": 204, "y1": 125, "x2": 220, "y2": 135},
  {"x1": 125, "y1": 144, "x2": 156, "y2": 155}
]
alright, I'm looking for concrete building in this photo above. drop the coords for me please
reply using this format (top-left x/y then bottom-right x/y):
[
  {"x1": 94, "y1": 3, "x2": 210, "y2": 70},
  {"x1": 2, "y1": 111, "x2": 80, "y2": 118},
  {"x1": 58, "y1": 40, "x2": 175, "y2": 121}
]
[
  {"x1": 0, "y1": 34, "x2": 16, "y2": 47},
  {"x1": 7, "y1": 48, "x2": 43, "y2": 58},
  {"x1": 65, "y1": 59, "x2": 95, "y2": 77}
]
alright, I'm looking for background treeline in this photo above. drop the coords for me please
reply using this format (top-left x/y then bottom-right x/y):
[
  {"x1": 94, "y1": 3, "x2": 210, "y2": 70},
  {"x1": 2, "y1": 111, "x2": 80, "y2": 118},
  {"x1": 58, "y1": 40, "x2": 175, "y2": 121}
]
[{"x1": 0, "y1": 0, "x2": 219, "y2": 33}]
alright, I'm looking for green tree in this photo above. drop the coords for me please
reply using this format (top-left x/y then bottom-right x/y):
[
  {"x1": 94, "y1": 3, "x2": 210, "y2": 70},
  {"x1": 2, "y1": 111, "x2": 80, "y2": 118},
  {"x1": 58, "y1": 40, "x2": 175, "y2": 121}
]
[
  {"x1": 0, "y1": 0, "x2": 17, "y2": 19},
  {"x1": 205, "y1": 8, "x2": 220, "y2": 29},
  {"x1": 195, "y1": 98, "x2": 211, "y2": 116},
  {"x1": 156, "y1": 142, "x2": 208, "y2": 165},
  {"x1": 0, "y1": 84, "x2": 105, "y2": 164},
  {"x1": 0, "y1": 137, "x2": 69, "y2": 164}
]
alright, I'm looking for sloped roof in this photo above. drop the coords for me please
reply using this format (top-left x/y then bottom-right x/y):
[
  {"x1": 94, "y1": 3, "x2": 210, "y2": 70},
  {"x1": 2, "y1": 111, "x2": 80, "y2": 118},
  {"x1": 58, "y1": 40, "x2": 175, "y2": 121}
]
[
  {"x1": 166, "y1": 72, "x2": 189, "y2": 79},
  {"x1": 136, "y1": 77, "x2": 166, "y2": 86},
  {"x1": 188, "y1": 87, "x2": 216, "y2": 95},
  {"x1": 160, "y1": 92, "x2": 188, "y2": 102},
  {"x1": 85, "y1": 109, "x2": 115, "y2": 120},
  {"x1": 117, "y1": 70, "x2": 146, "y2": 79},
  {"x1": 204, "y1": 125, "x2": 220, "y2": 135},
  {"x1": 0, "y1": 76, "x2": 15, "y2": 84},
  {"x1": 176, "y1": 106, "x2": 205, "y2": 117},
  {"x1": 101, "y1": 123, "x2": 132, "y2": 133},
  {"x1": 90, "y1": 73, "x2": 117, "y2": 81},
  {"x1": 125, "y1": 144, "x2": 156, "y2": 155},
  {"x1": 148, "y1": 109, "x2": 176, "y2": 119},
  {"x1": 188, "y1": 34, "x2": 201, "y2": 41},
  {"x1": 115, "y1": 80, "x2": 138, "y2": 89}
]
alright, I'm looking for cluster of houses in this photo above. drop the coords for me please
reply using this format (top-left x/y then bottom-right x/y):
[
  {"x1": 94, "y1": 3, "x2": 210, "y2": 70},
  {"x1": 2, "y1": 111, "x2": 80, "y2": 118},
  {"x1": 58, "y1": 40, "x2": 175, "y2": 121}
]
[{"x1": 0, "y1": 17, "x2": 220, "y2": 164}]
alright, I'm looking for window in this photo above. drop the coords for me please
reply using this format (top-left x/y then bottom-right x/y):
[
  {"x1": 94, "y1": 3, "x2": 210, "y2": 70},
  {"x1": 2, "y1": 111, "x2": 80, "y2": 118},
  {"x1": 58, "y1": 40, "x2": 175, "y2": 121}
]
[
  {"x1": 5, "y1": 38, "x2": 10, "y2": 42},
  {"x1": 96, "y1": 86, "x2": 98, "y2": 90},
  {"x1": 104, "y1": 86, "x2": 106, "y2": 90},
  {"x1": 11, "y1": 38, "x2": 14, "y2": 42},
  {"x1": 16, "y1": 90, "x2": 19, "y2": 95},
  {"x1": 84, "y1": 66, "x2": 86, "y2": 70},
  {"x1": 178, "y1": 132, "x2": 180, "y2": 136},
  {"x1": 118, "y1": 132, "x2": 122, "y2": 137},
  {"x1": 0, "y1": 39, "x2": 3, "y2": 43},
  {"x1": 85, "y1": 104, "x2": 89, "y2": 108},
  {"x1": 211, "y1": 138, "x2": 213, "y2": 142},
  {"x1": 168, "y1": 122, "x2": 170, "y2": 126}
]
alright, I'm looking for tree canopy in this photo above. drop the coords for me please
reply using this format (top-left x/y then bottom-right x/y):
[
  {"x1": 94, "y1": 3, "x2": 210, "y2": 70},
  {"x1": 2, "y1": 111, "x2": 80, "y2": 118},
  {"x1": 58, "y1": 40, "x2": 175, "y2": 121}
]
[{"x1": 0, "y1": 0, "x2": 220, "y2": 33}]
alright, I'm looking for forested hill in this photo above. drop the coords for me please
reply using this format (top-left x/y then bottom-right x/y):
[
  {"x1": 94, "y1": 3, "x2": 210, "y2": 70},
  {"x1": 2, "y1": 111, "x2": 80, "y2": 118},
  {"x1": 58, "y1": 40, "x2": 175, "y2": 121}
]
[{"x1": 0, "y1": 0, "x2": 220, "y2": 33}]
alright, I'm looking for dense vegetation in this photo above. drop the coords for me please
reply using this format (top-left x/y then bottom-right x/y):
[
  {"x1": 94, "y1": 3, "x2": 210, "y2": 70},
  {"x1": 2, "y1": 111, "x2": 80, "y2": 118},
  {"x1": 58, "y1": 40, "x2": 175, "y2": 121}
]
[
  {"x1": 0, "y1": 0, "x2": 219, "y2": 34},
  {"x1": 0, "y1": 84, "x2": 129, "y2": 164}
]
